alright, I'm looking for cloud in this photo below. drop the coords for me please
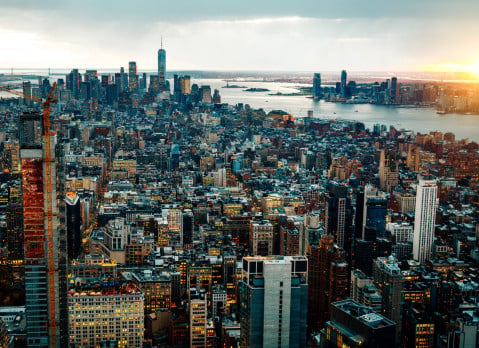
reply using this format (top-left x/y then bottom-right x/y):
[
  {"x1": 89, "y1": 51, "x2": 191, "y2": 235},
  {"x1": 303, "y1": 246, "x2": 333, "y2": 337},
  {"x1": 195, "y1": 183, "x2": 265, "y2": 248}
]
[{"x1": 0, "y1": 1, "x2": 478, "y2": 71}]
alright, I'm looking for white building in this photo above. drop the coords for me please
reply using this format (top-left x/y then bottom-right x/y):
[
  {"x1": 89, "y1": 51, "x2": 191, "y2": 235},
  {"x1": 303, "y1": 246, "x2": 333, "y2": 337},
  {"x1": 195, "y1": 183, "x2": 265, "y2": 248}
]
[
  {"x1": 413, "y1": 180, "x2": 439, "y2": 263},
  {"x1": 387, "y1": 222, "x2": 414, "y2": 243}
]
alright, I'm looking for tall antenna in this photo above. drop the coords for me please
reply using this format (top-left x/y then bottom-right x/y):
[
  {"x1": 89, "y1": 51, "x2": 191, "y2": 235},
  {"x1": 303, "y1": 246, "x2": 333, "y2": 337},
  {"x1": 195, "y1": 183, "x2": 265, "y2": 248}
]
[{"x1": 161, "y1": 36, "x2": 163, "y2": 49}]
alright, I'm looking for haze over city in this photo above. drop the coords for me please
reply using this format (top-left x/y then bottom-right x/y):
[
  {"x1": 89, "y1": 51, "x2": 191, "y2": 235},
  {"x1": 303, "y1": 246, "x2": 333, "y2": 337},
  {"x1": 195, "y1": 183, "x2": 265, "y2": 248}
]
[{"x1": 1, "y1": 0, "x2": 479, "y2": 74}]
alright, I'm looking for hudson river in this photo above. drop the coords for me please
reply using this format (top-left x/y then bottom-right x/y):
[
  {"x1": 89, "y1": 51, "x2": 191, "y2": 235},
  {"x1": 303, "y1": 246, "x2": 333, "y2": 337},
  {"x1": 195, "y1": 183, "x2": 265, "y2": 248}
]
[{"x1": 198, "y1": 79, "x2": 479, "y2": 142}]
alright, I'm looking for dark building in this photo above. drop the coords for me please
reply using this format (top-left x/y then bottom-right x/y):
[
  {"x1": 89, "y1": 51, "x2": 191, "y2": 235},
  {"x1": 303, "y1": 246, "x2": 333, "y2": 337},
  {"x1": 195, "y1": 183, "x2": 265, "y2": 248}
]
[
  {"x1": 340, "y1": 70, "x2": 347, "y2": 98},
  {"x1": 321, "y1": 299, "x2": 396, "y2": 348},
  {"x1": 313, "y1": 73, "x2": 322, "y2": 99},
  {"x1": 66, "y1": 192, "x2": 82, "y2": 260},
  {"x1": 308, "y1": 234, "x2": 349, "y2": 332},
  {"x1": 182, "y1": 209, "x2": 193, "y2": 247},
  {"x1": 401, "y1": 304, "x2": 435, "y2": 348},
  {"x1": 325, "y1": 182, "x2": 354, "y2": 261}
]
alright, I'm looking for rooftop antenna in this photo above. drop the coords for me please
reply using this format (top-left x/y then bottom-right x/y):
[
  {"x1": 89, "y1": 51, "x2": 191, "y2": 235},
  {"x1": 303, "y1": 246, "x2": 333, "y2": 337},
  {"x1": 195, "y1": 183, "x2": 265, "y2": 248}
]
[{"x1": 161, "y1": 36, "x2": 163, "y2": 49}]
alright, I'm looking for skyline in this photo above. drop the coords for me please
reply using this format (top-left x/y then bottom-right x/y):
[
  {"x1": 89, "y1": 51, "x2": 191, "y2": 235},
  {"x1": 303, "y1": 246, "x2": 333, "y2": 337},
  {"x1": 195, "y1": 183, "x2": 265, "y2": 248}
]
[{"x1": 1, "y1": 1, "x2": 479, "y2": 75}]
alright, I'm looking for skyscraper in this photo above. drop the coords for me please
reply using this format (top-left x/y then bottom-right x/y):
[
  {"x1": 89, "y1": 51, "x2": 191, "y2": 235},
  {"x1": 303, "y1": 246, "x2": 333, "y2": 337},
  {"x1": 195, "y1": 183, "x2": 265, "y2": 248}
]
[
  {"x1": 158, "y1": 40, "x2": 166, "y2": 90},
  {"x1": 325, "y1": 183, "x2": 354, "y2": 260},
  {"x1": 373, "y1": 256, "x2": 403, "y2": 343},
  {"x1": 20, "y1": 112, "x2": 65, "y2": 347},
  {"x1": 312, "y1": 73, "x2": 321, "y2": 99},
  {"x1": 308, "y1": 234, "x2": 349, "y2": 332},
  {"x1": 413, "y1": 180, "x2": 439, "y2": 263},
  {"x1": 340, "y1": 69, "x2": 347, "y2": 98},
  {"x1": 128, "y1": 61, "x2": 138, "y2": 92},
  {"x1": 239, "y1": 256, "x2": 308, "y2": 348},
  {"x1": 65, "y1": 192, "x2": 81, "y2": 260},
  {"x1": 378, "y1": 149, "x2": 399, "y2": 193}
]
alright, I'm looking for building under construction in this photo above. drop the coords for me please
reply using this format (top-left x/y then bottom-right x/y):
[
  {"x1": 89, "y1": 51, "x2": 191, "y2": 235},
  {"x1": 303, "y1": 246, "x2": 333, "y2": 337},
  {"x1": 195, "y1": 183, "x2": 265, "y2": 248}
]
[{"x1": 19, "y1": 111, "x2": 68, "y2": 347}]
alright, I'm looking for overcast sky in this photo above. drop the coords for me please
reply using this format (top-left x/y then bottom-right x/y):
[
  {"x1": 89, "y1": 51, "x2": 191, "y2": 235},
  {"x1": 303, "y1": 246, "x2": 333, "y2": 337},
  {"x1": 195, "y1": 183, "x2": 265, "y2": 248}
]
[{"x1": 1, "y1": 0, "x2": 478, "y2": 72}]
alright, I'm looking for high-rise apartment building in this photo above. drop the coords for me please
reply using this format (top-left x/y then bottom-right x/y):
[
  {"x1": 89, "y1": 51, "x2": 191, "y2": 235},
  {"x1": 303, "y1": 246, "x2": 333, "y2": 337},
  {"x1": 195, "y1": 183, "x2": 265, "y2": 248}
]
[
  {"x1": 239, "y1": 256, "x2": 308, "y2": 348},
  {"x1": 413, "y1": 180, "x2": 439, "y2": 263}
]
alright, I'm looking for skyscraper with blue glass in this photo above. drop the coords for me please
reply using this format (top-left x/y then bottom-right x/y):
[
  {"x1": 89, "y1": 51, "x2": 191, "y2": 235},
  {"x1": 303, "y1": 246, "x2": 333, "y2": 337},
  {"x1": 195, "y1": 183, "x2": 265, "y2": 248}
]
[{"x1": 239, "y1": 256, "x2": 308, "y2": 348}]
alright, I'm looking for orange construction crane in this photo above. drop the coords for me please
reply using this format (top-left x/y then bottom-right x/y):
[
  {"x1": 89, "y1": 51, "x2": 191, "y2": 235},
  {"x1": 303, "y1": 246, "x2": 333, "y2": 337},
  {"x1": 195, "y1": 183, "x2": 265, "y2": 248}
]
[{"x1": 0, "y1": 83, "x2": 59, "y2": 347}]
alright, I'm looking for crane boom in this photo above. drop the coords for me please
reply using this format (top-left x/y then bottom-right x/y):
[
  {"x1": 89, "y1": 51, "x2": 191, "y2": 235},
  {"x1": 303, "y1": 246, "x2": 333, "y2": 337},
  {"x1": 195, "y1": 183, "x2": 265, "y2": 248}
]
[{"x1": 0, "y1": 85, "x2": 43, "y2": 102}]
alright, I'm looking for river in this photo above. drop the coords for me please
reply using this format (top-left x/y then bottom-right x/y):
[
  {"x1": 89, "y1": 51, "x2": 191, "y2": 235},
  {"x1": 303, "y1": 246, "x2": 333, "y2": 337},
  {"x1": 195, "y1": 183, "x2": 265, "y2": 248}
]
[{"x1": 1, "y1": 71, "x2": 478, "y2": 141}]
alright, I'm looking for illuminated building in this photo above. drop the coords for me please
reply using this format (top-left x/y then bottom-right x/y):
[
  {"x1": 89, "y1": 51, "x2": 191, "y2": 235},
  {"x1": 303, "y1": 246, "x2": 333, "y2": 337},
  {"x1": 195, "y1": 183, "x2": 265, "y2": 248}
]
[
  {"x1": 132, "y1": 270, "x2": 171, "y2": 314},
  {"x1": 188, "y1": 265, "x2": 212, "y2": 295},
  {"x1": 68, "y1": 284, "x2": 144, "y2": 347},
  {"x1": 189, "y1": 288, "x2": 207, "y2": 348},
  {"x1": 239, "y1": 256, "x2": 308, "y2": 348},
  {"x1": 413, "y1": 180, "x2": 439, "y2": 263},
  {"x1": 321, "y1": 299, "x2": 396, "y2": 348},
  {"x1": 6, "y1": 185, "x2": 23, "y2": 261},
  {"x1": 261, "y1": 194, "x2": 283, "y2": 213},
  {"x1": 401, "y1": 305, "x2": 434, "y2": 348},
  {"x1": 128, "y1": 61, "x2": 138, "y2": 92}
]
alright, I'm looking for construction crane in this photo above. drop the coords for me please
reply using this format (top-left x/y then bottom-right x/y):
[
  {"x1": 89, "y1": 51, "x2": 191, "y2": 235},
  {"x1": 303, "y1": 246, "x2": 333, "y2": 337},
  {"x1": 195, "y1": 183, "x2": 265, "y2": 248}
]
[{"x1": 0, "y1": 83, "x2": 59, "y2": 346}]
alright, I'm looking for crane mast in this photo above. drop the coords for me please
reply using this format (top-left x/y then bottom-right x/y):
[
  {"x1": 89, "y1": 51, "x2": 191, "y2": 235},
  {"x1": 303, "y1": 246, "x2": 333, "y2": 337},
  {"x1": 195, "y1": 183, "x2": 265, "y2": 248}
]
[{"x1": 0, "y1": 82, "x2": 59, "y2": 347}]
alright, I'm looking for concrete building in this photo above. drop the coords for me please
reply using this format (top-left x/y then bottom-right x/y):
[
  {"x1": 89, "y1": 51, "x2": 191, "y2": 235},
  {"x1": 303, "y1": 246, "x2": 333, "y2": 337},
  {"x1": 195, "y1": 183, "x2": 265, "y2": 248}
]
[
  {"x1": 413, "y1": 180, "x2": 439, "y2": 263},
  {"x1": 249, "y1": 220, "x2": 274, "y2": 256},
  {"x1": 68, "y1": 284, "x2": 144, "y2": 347}
]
